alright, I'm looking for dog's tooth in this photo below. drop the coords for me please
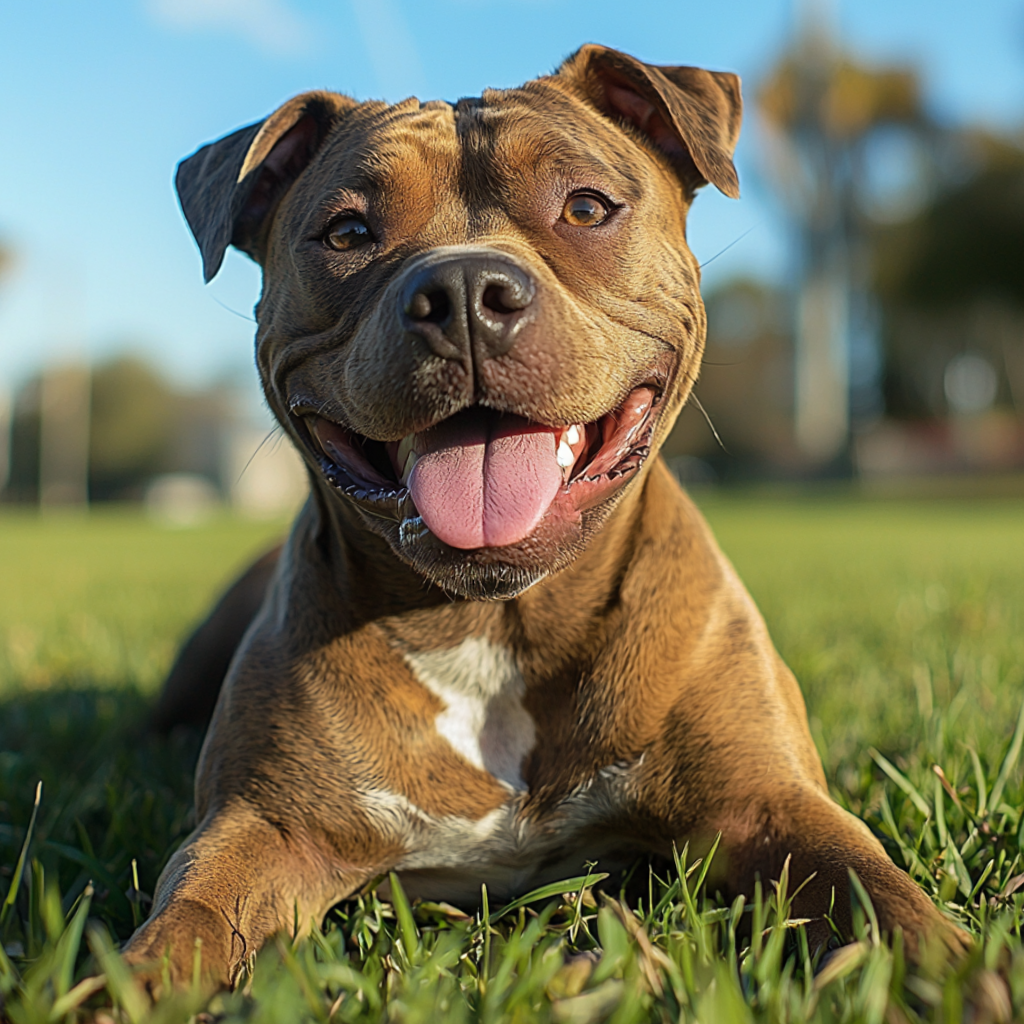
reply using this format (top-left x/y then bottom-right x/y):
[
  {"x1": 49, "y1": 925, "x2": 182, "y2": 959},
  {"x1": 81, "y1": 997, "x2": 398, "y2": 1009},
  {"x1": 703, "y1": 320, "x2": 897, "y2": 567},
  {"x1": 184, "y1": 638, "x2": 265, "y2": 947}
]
[
  {"x1": 556, "y1": 439, "x2": 575, "y2": 469},
  {"x1": 400, "y1": 449, "x2": 419, "y2": 485},
  {"x1": 396, "y1": 434, "x2": 416, "y2": 469},
  {"x1": 566, "y1": 424, "x2": 581, "y2": 446}
]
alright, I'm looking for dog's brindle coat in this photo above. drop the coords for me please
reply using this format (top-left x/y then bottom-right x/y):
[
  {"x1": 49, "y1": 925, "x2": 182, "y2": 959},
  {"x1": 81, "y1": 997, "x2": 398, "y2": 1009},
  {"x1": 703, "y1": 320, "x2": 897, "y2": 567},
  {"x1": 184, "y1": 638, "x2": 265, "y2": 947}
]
[{"x1": 129, "y1": 45, "x2": 965, "y2": 988}]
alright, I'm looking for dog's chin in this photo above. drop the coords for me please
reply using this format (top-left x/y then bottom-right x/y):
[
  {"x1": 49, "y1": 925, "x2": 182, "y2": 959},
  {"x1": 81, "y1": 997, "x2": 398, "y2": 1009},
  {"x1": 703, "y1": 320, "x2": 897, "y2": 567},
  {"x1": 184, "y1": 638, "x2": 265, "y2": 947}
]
[
  {"x1": 369, "y1": 495, "x2": 623, "y2": 600},
  {"x1": 389, "y1": 534, "x2": 557, "y2": 601}
]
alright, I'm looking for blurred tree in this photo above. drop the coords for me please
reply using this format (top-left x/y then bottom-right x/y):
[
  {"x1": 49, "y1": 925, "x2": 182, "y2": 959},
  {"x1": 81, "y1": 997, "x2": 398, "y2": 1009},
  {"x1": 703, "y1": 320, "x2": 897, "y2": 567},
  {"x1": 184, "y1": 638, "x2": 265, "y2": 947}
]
[
  {"x1": 874, "y1": 134, "x2": 1024, "y2": 310},
  {"x1": 40, "y1": 364, "x2": 90, "y2": 508},
  {"x1": 871, "y1": 133, "x2": 1024, "y2": 420},
  {"x1": 759, "y1": 9, "x2": 934, "y2": 467},
  {"x1": 88, "y1": 356, "x2": 179, "y2": 501},
  {"x1": 4, "y1": 379, "x2": 40, "y2": 503},
  {"x1": 0, "y1": 239, "x2": 16, "y2": 495},
  {"x1": 2, "y1": 354, "x2": 234, "y2": 504},
  {"x1": 666, "y1": 278, "x2": 797, "y2": 480}
]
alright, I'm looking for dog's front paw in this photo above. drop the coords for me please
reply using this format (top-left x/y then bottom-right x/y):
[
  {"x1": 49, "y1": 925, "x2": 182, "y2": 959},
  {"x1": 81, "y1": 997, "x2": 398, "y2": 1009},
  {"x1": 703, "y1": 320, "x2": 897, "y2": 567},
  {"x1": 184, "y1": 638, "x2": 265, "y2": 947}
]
[{"x1": 121, "y1": 898, "x2": 239, "y2": 997}]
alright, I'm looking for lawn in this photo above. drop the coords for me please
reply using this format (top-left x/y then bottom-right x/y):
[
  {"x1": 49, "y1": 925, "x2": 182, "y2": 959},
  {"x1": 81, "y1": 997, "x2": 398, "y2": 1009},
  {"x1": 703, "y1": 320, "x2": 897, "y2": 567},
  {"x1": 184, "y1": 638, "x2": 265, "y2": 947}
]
[{"x1": 1, "y1": 493, "x2": 1023, "y2": 1022}]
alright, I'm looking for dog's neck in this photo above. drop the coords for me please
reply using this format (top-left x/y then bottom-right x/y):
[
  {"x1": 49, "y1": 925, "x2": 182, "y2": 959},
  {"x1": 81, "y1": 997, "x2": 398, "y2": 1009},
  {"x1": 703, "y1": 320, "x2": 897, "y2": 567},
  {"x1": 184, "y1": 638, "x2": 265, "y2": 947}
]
[{"x1": 295, "y1": 461, "x2": 660, "y2": 663}]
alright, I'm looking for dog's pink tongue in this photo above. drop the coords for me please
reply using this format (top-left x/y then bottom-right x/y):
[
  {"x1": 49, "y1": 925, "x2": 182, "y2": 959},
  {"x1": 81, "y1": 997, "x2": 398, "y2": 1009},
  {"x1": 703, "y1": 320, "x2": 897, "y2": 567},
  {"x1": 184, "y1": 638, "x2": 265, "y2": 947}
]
[{"x1": 408, "y1": 413, "x2": 562, "y2": 550}]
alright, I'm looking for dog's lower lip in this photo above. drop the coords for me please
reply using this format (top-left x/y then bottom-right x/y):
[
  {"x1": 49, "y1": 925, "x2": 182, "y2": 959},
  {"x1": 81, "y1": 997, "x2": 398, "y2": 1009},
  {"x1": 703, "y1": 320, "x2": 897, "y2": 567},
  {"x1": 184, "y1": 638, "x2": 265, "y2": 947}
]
[{"x1": 300, "y1": 385, "x2": 662, "y2": 540}]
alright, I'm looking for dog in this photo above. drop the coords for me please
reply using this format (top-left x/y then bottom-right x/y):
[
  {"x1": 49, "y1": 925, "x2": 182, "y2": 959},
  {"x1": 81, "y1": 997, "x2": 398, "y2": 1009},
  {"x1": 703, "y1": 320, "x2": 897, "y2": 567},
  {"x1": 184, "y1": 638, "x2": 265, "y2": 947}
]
[{"x1": 128, "y1": 44, "x2": 966, "y2": 989}]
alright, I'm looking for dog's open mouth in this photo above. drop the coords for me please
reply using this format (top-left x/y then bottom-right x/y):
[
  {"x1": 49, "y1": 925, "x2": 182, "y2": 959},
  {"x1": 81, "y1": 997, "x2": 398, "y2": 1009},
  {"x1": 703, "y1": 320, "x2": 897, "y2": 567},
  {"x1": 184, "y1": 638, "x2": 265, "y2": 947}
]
[{"x1": 298, "y1": 386, "x2": 659, "y2": 551}]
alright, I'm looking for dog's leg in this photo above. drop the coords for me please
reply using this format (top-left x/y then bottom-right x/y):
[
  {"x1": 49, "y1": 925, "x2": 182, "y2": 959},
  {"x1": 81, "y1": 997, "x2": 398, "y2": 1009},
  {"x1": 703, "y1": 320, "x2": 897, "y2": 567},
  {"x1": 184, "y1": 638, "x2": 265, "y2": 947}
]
[
  {"x1": 122, "y1": 802, "x2": 364, "y2": 994},
  {"x1": 150, "y1": 546, "x2": 282, "y2": 733},
  {"x1": 723, "y1": 786, "x2": 969, "y2": 960}
]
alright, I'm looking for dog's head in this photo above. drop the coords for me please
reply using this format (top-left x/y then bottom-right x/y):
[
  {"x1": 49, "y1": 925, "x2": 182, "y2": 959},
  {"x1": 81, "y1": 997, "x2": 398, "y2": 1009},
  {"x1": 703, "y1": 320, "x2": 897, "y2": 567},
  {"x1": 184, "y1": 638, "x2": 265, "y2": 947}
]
[{"x1": 176, "y1": 45, "x2": 741, "y2": 599}]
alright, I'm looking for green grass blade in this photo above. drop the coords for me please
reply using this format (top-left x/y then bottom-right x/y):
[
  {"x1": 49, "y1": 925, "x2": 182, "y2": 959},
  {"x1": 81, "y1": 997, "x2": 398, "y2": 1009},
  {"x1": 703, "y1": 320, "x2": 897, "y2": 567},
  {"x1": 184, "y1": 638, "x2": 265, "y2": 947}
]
[
  {"x1": 869, "y1": 749, "x2": 931, "y2": 818},
  {"x1": 86, "y1": 924, "x2": 148, "y2": 1024},
  {"x1": 968, "y1": 746, "x2": 989, "y2": 817},
  {"x1": 848, "y1": 869, "x2": 880, "y2": 945},
  {"x1": 28, "y1": 858, "x2": 45, "y2": 958},
  {"x1": 129, "y1": 859, "x2": 141, "y2": 931},
  {"x1": 934, "y1": 773, "x2": 947, "y2": 849},
  {"x1": 54, "y1": 883, "x2": 93, "y2": 999},
  {"x1": 487, "y1": 873, "x2": 609, "y2": 923},
  {"x1": 967, "y1": 858, "x2": 996, "y2": 906},
  {"x1": 1, "y1": 781, "x2": 42, "y2": 930},
  {"x1": 989, "y1": 696, "x2": 1024, "y2": 813},
  {"x1": 692, "y1": 833, "x2": 722, "y2": 895},
  {"x1": 48, "y1": 974, "x2": 109, "y2": 1020},
  {"x1": 387, "y1": 871, "x2": 419, "y2": 964},
  {"x1": 479, "y1": 882, "x2": 490, "y2": 997},
  {"x1": 646, "y1": 877, "x2": 681, "y2": 925},
  {"x1": 41, "y1": 840, "x2": 131, "y2": 913},
  {"x1": 813, "y1": 939, "x2": 868, "y2": 990},
  {"x1": 568, "y1": 868, "x2": 594, "y2": 943},
  {"x1": 878, "y1": 789, "x2": 930, "y2": 880},
  {"x1": 944, "y1": 840, "x2": 973, "y2": 898},
  {"x1": 0, "y1": 940, "x2": 18, "y2": 987}
]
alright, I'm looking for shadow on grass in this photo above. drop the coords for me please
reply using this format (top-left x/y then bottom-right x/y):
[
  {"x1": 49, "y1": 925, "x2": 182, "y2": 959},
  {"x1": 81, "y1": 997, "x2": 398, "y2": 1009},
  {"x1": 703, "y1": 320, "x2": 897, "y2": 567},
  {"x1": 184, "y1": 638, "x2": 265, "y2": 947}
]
[{"x1": 0, "y1": 686, "x2": 202, "y2": 941}]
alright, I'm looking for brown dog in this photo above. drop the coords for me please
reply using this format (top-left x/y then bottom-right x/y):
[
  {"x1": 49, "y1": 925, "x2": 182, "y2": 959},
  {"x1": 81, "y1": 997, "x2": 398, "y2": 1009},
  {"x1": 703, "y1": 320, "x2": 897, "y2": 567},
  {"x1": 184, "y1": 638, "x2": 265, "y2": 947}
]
[{"x1": 128, "y1": 44, "x2": 965, "y2": 988}]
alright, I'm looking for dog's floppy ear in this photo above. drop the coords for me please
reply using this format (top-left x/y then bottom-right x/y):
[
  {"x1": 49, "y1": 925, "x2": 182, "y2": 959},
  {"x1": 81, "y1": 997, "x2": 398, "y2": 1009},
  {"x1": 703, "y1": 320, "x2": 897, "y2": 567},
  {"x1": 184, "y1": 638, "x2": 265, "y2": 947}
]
[
  {"x1": 558, "y1": 45, "x2": 742, "y2": 199},
  {"x1": 176, "y1": 91, "x2": 357, "y2": 282}
]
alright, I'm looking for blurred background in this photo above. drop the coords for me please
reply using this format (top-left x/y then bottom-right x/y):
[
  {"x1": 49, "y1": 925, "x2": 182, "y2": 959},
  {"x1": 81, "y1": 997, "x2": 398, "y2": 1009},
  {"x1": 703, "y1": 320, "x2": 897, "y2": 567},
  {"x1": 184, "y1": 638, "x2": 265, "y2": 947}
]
[
  {"x1": 4, "y1": 6, "x2": 1024, "y2": 1003},
  {"x1": 2, "y1": 0, "x2": 1024, "y2": 514}
]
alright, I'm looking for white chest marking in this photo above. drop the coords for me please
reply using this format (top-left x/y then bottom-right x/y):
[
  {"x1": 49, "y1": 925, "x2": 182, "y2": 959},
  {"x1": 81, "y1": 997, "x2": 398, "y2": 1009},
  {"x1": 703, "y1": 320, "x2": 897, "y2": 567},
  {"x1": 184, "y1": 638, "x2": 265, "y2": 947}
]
[
  {"x1": 404, "y1": 637, "x2": 535, "y2": 791},
  {"x1": 360, "y1": 760, "x2": 646, "y2": 902}
]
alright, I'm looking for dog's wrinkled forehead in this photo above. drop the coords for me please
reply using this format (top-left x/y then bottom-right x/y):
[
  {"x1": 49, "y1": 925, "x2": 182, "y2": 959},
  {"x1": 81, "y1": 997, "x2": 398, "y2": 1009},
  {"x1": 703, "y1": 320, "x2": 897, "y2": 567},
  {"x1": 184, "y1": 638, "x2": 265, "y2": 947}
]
[
  {"x1": 292, "y1": 97, "x2": 459, "y2": 222},
  {"x1": 287, "y1": 83, "x2": 664, "y2": 241},
  {"x1": 458, "y1": 83, "x2": 662, "y2": 197}
]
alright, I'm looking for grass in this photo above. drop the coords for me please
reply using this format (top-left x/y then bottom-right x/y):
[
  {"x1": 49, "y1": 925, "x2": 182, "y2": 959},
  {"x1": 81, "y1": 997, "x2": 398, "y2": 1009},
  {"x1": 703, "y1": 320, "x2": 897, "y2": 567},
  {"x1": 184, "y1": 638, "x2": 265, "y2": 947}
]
[{"x1": 1, "y1": 492, "x2": 1024, "y2": 1022}]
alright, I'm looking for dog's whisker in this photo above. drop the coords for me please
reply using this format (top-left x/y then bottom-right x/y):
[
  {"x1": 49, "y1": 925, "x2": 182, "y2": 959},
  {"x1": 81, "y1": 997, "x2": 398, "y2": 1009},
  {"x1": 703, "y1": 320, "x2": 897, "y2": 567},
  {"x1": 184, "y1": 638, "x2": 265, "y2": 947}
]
[
  {"x1": 690, "y1": 393, "x2": 730, "y2": 455},
  {"x1": 236, "y1": 426, "x2": 285, "y2": 485},
  {"x1": 211, "y1": 294, "x2": 257, "y2": 322},
  {"x1": 697, "y1": 226, "x2": 755, "y2": 270}
]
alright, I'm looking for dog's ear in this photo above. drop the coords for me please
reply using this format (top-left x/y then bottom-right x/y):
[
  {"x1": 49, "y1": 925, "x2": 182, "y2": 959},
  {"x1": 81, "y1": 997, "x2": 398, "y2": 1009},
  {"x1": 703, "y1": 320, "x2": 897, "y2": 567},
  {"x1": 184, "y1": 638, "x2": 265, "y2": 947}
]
[
  {"x1": 557, "y1": 45, "x2": 742, "y2": 199},
  {"x1": 176, "y1": 91, "x2": 357, "y2": 282}
]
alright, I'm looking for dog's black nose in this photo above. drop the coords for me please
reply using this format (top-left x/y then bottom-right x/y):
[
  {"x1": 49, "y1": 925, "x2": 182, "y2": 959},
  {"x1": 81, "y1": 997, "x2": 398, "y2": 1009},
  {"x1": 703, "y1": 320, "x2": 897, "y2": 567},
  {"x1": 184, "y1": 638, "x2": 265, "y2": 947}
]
[{"x1": 400, "y1": 253, "x2": 536, "y2": 363}]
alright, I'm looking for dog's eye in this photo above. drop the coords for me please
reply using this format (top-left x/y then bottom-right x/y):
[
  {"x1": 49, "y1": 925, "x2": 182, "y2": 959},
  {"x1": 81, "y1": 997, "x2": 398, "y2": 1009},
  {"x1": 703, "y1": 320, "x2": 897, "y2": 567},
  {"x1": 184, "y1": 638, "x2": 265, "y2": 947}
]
[
  {"x1": 325, "y1": 216, "x2": 373, "y2": 251},
  {"x1": 562, "y1": 193, "x2": 611, "y2": 227}
]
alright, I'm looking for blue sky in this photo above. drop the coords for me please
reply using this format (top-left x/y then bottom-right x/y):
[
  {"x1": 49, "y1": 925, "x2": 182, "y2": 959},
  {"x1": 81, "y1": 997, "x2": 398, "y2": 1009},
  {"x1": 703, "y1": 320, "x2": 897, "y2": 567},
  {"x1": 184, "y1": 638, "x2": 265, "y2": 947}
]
[{"x1": 1, "y1": 0, "x2": 1022, "y2": 392}]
